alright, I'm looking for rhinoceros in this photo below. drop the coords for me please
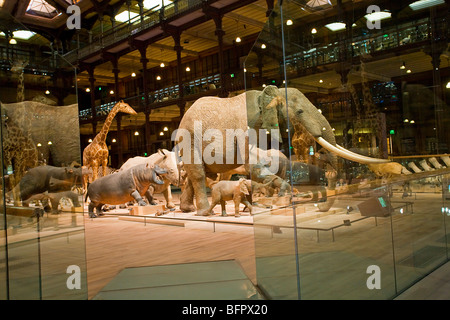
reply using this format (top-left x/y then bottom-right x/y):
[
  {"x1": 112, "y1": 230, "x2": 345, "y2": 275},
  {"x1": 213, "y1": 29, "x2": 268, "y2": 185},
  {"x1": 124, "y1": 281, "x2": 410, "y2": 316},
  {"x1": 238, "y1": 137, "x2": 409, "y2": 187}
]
[
  {"x1": 119, "y1": 149, "x2": 185, "y2": 209},
  {"x1": 87, "y1": 163, "x2": 167, "y2": 218}
]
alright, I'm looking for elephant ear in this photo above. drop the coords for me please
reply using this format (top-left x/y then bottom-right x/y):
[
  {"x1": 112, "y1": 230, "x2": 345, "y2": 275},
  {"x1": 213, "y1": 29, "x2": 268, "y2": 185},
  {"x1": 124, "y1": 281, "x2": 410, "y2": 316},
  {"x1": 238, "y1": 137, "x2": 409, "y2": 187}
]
[
  {"x1": 239, "y1": 178, "x2": 250, "y2": 195},
  {"x1": 258, "y1": 85, "x2": 283, "y2": 131}
]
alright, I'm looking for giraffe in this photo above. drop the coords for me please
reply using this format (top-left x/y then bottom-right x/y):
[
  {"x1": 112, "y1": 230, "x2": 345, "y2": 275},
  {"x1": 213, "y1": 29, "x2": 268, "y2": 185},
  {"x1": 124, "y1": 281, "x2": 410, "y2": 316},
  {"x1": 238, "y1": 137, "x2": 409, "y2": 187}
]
[
  {"x1": 82, "y1": 100, "x2": 137, "y2": 190},
  {"x1": 1, "y1": 105, "x2": 39, "y2": 204},
  {"x1": 11, "y1": 59, "x2": 28, "y2": 102},
  {"x1": 291, "y1": 121, "x2": 316, "y2": 162}
]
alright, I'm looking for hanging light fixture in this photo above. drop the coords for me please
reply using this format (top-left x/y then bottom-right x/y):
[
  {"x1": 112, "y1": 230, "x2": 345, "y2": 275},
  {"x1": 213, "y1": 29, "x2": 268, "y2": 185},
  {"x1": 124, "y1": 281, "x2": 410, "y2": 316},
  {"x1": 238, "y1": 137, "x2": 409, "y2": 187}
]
[
  {"x1": 131, "y1": 72, "x2": 136, "y2": 77},
  {"x1": 134, "y1": 131, "x2": 139, "y2": 136},
  {"x1": 9, "y1": 38, "x2": 17, "y2": 45},
  {"x1": 186, "y1": 66, "x2": 190, "y2": 72},
  {"x1": 235, "y1": 19, "x2": 241, "y2": 43},
  {"x1": 163, "y1": 126, "x2": 168, "y2": 131},
  {"x1": 311, "y1": 28, "x2": 318, "y2": 34},
  {"x1": 86, "y1": 88, "x2": 90, "y2": 92},
  {"x1": 159, "y1": 131, "x2": 164, "y2": 136},
  {"x1": 45, "y1": 89, "x2": 50, "y2": 95},
  {"x1": 110, "y1": 90, "x2": 115, "y2": 95},
  {"x1": 160, "y1": 49, "x2": 165, "y2": 68},
  {"x1": 286, "y1": 19, "x2": 293, "y2": 26},
  {"x1": 400, "y1": 61, "x2": 406, "y2": 69},
  {"x1": 112, "y1": 138, "x2": 117, "y2": 143},
  {"x1": 261, "y1": 43, "x2": 266, "y2": 49},
  {"x1": 156, "y1": 75, "x2": 161, "y2": 80}
]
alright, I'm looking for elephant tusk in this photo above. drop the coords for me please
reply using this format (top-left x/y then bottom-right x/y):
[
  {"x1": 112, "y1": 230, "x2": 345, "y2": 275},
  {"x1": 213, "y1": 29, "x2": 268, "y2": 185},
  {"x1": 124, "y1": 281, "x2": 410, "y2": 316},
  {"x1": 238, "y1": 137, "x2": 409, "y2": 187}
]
[
  {"x1": 315, "y1": 137, "x2": 391, "y2": 164},
  {"x1": 334, "y1": 144, "x2": 391, "y2": 163}
]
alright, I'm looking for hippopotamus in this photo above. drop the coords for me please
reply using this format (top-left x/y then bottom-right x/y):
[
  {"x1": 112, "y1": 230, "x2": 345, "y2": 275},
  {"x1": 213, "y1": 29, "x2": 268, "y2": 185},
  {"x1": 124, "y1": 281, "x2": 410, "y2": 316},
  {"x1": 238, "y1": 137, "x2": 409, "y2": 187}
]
[
  {"x1": 15, "y1": 165, "x2": 83, "y2": 202},
  {"x1": 87, "y1": 163, "x2": 167, "y2": 218}
]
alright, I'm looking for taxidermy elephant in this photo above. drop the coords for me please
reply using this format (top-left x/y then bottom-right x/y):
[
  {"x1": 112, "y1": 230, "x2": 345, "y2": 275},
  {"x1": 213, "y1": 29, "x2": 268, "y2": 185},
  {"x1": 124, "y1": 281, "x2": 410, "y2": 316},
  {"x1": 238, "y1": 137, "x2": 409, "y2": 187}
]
[
  {"x1": 220, "y1": 145, "x2": 290, "y2": 181},
  {"x1": 175, "y1": 85, "x2": 390, "y2": 215},
  {"x1": 87, "y1": 163, "x2": 167, "y2": 218},
  {"x1": 119, "y1": 149, "x2": 183, "y2": 208},
  {"x1": 208, "y1": 178, "x2": 252, "y2": 217},
  {"x1": 15, "y1": 165, "x2": 83, "y2": 202}
]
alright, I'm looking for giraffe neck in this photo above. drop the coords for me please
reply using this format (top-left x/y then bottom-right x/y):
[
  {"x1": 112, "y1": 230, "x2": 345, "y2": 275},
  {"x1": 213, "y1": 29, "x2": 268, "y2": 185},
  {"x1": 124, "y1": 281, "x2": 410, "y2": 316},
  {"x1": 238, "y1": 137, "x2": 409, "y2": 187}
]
[{"x1": 95, "y1": 105, "x2": 122, "y2": 143}]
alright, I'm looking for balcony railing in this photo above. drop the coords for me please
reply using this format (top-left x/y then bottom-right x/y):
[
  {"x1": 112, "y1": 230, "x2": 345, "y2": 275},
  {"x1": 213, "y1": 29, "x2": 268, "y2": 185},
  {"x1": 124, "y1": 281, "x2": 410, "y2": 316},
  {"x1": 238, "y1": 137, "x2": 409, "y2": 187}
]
[{"x1": 64, "y1": 0, "x2": 203, "y2": 64}]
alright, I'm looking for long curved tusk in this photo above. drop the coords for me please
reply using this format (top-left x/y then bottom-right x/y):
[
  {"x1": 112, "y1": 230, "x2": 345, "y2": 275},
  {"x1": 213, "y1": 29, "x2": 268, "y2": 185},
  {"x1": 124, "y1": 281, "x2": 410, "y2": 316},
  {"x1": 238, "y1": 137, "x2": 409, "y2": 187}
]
[
  {"x1": 315, "y1": 137, "x2": 391, "y2": 164},
  {"x1": 334, "y1": 144, "x2": 391, "y2": 163}
]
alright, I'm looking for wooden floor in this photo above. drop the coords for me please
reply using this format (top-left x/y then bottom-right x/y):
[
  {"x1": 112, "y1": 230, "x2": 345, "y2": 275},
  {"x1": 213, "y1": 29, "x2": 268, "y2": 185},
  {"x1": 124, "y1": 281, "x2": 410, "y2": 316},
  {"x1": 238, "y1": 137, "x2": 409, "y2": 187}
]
[{"x1": 84, "y1": 215, "x2": 257, "y2": 300}]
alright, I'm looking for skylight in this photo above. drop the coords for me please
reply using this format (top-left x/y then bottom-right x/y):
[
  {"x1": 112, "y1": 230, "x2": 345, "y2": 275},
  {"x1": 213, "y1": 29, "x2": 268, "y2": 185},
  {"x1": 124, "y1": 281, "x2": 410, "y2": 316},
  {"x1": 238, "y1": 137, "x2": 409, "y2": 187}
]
[
  {"x1": 26, "y1": 0, "x2": 59, "y2": 18},
  {"x1": 115, "y1": 11, "x2": 139, "y2": 22},
  {"x1": 409, "y1": 0, "x2": 445, "y2": 11}
]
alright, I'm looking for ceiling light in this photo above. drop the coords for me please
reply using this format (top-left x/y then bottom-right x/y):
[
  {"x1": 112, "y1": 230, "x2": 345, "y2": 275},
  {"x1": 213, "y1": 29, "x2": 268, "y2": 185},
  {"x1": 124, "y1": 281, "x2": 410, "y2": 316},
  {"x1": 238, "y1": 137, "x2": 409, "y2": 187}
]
[
  {"x1": 406, "y1": 69, "x2": 412, "y2": 73},
  {"x1": 112, "y1": 138, "x2": 117, "y2": 143},
  {"x1": 410, "y1": 120, "x2": 415, "y2": 124},
  {"x1": 311, "y1": 28, "x2": 317, "y2": 34},
  {"x1": 12, "y1": 30, "x2": 36, "y2": 40},
  {"x1": 45, "y1": 90, "x2": 50, "y2": 95},
  {"x1": 235, "y1": 36, "x2": 241, "y2": 43},
  {"x1": 163, "y1": 127, "x2": 168, "y2": 131},
  {"x1": 325, "y1": 22, "x2": 346, "y2": 31},
  {"x1": 319, "y1": 79, "x2": 323, "y2": 83},
  {"x1": 48, "y1": 141, "x2": 52, "y2": 145},
  {"x1": 160, "y1": 62, "x2": 165, "y2": 68},
  {"x1": 110, "y1": 90, "x2": 114, "y2": 94},
  {"x1": 409, "y1": 0, "x2": 444, "y2": 11},
  {"x1": 261, "y1": 43, "x2": 266, "y2": 49},
  {"x1": 86, "y1": 88, "x2": 90, "y2": 92},
  {"x1": 160, "y1": 132, "x2": 164, "y2": 136},
  {"x1": 37, "y1": 143, "x2": 42, "y2": 147},
  {"x1": 286, "y1": 19, "x2": 293, "y2": 26},
  {"x1": 114, "y1": 11, "x2": 139, "y2": 23},
  {"x1": 141, "y1": 0, "x2": 172, "y2": 10},
  {"x1": 446, "y1": 81, "x2": 450, "y2": 89},
  {"x1": 131, "y1": 72, "x2": 136, "y2": 77},
  {"x1": 186, "y1": 66, "x2": 190, "y2": 72},
  {"x1": 88, "y1": 139, "x2": 93, "y2": 143},
  {"x1": 400, "y1": 62, "x2": 406, "y2": 69},
  {"x1": 404, "y1": 119, "x2": 409, "y2": 123},
  {"x1": 9, "y1": 38, "x2": 17, "y2": 44},
  {"x1": 134, "y1": 131, "x2": 139, "y2": 136},
  {"x1": 365, "y1": 11, "x2": 391, "y2": 22},
  {"x1": 156, "y1": 75, "x2": 161, "y2": 80}
]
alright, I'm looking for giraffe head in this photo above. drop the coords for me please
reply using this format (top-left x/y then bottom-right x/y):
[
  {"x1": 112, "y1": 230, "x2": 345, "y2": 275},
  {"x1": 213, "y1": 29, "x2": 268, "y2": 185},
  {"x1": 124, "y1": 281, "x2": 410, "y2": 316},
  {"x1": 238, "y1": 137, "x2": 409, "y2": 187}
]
[{"x1": 116, "y1": 100, "x2": 137, "y2": 115}]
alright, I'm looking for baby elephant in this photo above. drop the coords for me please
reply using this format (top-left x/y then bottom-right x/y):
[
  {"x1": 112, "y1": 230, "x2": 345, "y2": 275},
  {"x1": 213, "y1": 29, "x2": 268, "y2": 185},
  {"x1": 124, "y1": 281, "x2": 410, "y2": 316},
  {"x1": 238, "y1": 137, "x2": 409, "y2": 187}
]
[
  {"x1": 87, "y1": 163, "x2": 167, "y2": 218},
  {"x1": 208, "y1": 178, "x2": 252, "y2": 217}
]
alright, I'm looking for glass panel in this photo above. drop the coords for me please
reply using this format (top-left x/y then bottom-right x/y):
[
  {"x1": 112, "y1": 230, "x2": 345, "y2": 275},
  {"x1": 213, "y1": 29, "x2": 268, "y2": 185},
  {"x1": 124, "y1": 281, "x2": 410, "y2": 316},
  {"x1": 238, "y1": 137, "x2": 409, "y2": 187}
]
[
  {"x1": 0, "y1": 15, "x2": 87, "y2": 299},
  {"x1": 391, "y1": 168, "x2": 448, "y2": 292},
  {"x1": 245, "y1": 3, "x2": 301, "y2": 300},
  {"x1": 250, "y1": 0, "x2": 449, "y2": 299}
]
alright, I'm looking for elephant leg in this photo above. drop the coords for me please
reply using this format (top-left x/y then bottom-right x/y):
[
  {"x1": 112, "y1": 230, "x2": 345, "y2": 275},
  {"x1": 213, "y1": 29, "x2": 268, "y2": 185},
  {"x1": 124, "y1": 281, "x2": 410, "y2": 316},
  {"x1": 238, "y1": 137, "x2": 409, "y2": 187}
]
[
  {"x1": 233, "y1": 196, "x2": 241, "y2": 217},
  {"x1": 162, "y1": 186, "x2": 175, "y2": 209},
  {"x1": 185, "y1": 165, "x2": 210, "y2": 216},
  {"x1": 180, "y1": 178, "x2": 196, "y2": 212},
  {"x1": 242, "y1": 200, "x2": 253, "y2": 215},
  {"x1": 220, "y1": 200, "x2": 227, "y2": 216},
  {"x1": 131, "y1": 190, "x2": 147, "y2": 206}
]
